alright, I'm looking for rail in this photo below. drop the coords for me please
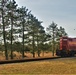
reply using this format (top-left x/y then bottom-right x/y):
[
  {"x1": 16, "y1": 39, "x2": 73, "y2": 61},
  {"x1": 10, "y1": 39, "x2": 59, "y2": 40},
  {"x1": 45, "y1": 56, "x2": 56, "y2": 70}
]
[{"x1": 0, "y1": 56, "x2": 61, "y2": 64}]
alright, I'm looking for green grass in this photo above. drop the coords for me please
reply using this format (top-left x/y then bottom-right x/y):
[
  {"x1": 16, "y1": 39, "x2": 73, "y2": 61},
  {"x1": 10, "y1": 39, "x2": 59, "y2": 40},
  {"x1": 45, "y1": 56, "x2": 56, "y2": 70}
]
[{"x1": 0, "y1": 58, "x2": 76, "y2": 74}]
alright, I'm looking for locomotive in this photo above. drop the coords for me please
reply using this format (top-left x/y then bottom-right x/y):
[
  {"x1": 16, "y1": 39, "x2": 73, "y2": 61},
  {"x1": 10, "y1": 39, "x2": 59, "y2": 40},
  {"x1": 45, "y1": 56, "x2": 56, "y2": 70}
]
[{"x1": 56, "y1": 37, "x2": 76, "y2": 57}]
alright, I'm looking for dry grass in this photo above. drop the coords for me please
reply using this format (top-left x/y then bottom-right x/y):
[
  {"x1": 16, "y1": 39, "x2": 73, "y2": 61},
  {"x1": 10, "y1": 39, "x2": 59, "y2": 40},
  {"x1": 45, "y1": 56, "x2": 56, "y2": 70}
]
[
  {"x1": 25, "y1": 51, "x2": 56, "y2": 58},
  {"x1": 0, "y1": 58, "x2": 76, "y2": 74},
  {"x1": 0, "y1": 51, "x2": 76, "y2": 74},
  {"x1": 0, "y1": 51, "x2": 57, "y2": 60}
]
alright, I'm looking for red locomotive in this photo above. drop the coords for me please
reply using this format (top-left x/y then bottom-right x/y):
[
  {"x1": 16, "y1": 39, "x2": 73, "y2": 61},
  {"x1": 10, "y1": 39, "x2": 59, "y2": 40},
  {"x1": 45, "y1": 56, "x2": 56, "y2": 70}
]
[{"x1": 56, "y1": 37, "x2": 76, "y2": 57}]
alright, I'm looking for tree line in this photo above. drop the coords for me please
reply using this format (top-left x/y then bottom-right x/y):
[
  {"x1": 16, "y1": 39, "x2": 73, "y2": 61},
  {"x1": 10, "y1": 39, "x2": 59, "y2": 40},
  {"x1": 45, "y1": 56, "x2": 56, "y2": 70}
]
[{"x1": 0, "y1": 0, "x2": 68, "y2": 60}]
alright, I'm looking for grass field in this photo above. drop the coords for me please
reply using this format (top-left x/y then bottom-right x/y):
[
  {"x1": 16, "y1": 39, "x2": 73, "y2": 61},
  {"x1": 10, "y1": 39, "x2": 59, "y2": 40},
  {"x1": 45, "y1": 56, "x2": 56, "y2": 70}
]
[{"x1": 0, "y1": 57, "x2": 76, "y2": 75}]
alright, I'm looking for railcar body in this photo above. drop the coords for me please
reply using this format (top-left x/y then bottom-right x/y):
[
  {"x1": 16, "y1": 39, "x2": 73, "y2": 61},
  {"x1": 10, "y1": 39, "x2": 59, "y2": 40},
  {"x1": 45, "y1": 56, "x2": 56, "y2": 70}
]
[{"x1": 56, "y1": 37, "x2": 76, "y2": 57}]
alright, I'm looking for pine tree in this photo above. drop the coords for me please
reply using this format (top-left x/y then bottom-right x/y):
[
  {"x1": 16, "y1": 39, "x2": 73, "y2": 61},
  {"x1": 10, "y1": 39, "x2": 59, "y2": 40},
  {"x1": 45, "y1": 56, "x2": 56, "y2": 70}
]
[
  {"x1": 6, "y1": 0, "x2": 18, "y2": 59},
  {"x1": 0, "y1": 0, "x2": 8, "y2": 60},
  {"x1": 47, "y1": 21, "x2": 58, "y2": 56},
  {"x1": 17, "y1": 6, "x2": 29, "y2": 58}
]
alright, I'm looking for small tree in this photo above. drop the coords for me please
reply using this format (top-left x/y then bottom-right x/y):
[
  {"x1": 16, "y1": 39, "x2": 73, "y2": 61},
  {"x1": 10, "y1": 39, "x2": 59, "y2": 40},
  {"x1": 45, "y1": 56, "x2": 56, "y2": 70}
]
[{"x1": 47, "y1": 21, "x2": 58, "y2": 56}]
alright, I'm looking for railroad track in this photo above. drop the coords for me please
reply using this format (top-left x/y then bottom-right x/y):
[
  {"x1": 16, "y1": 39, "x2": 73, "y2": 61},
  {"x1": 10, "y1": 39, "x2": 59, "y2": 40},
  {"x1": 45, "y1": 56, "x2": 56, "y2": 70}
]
[
  {"x1": 0, "y1": 56, "x2": 61, "y2": 64},
  {"x1": 1, "y1": 56, "x2": 76, "y2": 64}
]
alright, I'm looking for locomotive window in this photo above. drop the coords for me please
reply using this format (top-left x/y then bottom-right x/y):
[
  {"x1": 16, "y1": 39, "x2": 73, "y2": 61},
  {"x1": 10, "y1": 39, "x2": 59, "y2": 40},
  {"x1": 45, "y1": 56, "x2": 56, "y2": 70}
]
[{"x1": 68, "y1": 39, "x2": 72, "y2": 41}]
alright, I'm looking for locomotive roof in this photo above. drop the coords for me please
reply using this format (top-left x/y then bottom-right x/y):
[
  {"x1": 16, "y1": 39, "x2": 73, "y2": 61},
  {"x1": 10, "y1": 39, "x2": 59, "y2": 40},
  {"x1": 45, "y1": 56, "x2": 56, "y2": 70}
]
[{"x1": 61, "y1": 36, "x2": 76, "y2": 39}]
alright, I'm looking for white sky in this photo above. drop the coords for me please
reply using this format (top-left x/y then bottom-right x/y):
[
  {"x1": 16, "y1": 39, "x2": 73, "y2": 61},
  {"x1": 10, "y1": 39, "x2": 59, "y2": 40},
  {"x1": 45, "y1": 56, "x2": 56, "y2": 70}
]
[{"x1": 16, "y1": 0, "x2": 76, "y2": 37}]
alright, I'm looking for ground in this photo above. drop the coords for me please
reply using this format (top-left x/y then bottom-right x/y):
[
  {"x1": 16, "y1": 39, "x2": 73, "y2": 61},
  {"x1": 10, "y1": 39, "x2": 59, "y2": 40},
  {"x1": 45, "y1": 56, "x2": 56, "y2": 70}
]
[
  {"x1": 0, "y1": 51, "x2": 76, "y2": 74},
  {"x1": 0, "y1": 51, "x2": 56, "y2": 60},
  {"x1": 0, "y1": 57, "x2": 76, "y2": 74}
]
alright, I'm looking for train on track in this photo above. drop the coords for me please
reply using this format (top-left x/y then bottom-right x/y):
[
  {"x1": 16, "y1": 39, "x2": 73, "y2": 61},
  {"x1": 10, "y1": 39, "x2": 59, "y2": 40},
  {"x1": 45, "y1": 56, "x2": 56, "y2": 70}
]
[{"x1": 56, "y1": 37, "x2": 76, "y2": 57}]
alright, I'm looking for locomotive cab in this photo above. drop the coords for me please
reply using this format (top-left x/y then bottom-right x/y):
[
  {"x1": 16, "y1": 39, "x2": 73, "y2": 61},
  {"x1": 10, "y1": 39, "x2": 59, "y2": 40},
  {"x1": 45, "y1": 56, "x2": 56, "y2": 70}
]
[
  {"x1": 56, "y1": 37, "x2": 68, "y2": 57},
  {"x1": 56, "y1": 37, "x2": 76, "y2": 57},
  {"x1": 60, "y1": 37, "x2": 68, "y2": 50}
]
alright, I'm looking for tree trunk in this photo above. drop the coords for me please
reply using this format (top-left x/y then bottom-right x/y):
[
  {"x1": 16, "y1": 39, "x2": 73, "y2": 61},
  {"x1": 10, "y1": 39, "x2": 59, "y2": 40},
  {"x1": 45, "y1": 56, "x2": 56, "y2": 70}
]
[
  {"x1": 52, "y1": 29, "x2": 54, "y2": 56},
  {"x1": 22, "y1": 20, "x2": 25, "y2": 58},
  {"x1": 32, "y1": 29, "x2": 35, "y2": 58},
  {"x1": 10, "y1": 13, "x2": 13, "y2": 59},
  {"x1": 37, "y1": 36, "x2": 40, "y2": 57},
  {"x1": 2, "y1": 3, "x2": 8, "y2": 60}
]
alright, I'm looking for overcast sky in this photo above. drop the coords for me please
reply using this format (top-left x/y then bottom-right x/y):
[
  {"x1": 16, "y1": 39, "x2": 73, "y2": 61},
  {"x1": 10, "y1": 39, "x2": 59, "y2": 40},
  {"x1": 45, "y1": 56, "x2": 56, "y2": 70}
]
[{"x1": 16, "y1": 0, "x2": 76, "y2": 37}]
